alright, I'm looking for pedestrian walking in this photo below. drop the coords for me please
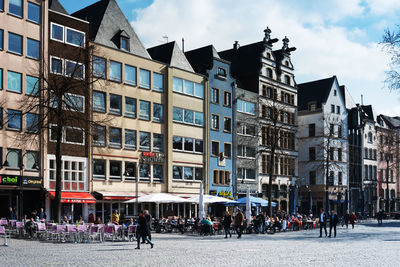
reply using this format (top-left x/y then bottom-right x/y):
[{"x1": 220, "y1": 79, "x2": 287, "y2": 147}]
[
  {"x1": 319, "y1": 208, "x2": 327, "y2": 237},
  {"x1": 223, "y1": 212, "x2": 232, "y2": 238},
  {"x1": 142, "y1": 210, "x2": 152, "y2": 243},
  {"x1": 328, "y1": 210, "x2": 338, "y2": 238},
  {"x1": 234, "y1": 209, "x2": 244, "y2": 239},
  {"x1": 343, "y1": 210, "x2": 349, "y2": 228},
  {"x1": 349, "y1": 212, "x2": 357, "y2": 229},
  {"x1": 135, "y1": 211, "x2": 154, "y2": 249},
  {"x1": 377, "y1": 210, "x2": 383, "y2": 225}
]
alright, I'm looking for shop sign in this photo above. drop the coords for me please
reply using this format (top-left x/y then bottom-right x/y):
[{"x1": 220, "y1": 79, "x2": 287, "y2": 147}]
[
  {"x1": 22, "y1": 176, "x2": 43, "y2": 187},
  {"x1": 0, "y1": 175, "x2": 19, "y2": 185},
  {"x1": 209, "y1": 190, "x2": 217, "y2": 195},
  {"x1": 218, "y1": 190, "x2": 232, "y2": 198},
  {"x1": 140, "y1": 152, "x2": 165, "y2": 163}
]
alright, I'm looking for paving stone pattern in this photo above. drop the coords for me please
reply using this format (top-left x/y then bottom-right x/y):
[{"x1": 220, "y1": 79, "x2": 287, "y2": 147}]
[{"x1": 1, "y1": 220, "x2": 399, "y2": 266}]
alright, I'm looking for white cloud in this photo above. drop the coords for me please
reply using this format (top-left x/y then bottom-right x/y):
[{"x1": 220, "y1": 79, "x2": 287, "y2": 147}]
[
  {"x1": 365, "y1": 0, "x2": 400, "y2": 15},
  {"x1": 132, "y1": 0, "x2": 396, "y2": 116}
]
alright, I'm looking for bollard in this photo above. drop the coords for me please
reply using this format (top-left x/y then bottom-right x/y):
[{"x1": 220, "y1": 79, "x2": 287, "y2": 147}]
[{"x1": 3, "y1": 230, "x2": 8, "y2": 247}]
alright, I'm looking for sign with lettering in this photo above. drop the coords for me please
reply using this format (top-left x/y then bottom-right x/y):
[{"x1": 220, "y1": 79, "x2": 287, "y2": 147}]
[
  {"x1": 140, "y1": 152, "x2": 165, "y2": 163},
  {"x1": 217, "y1": 190, "x2": 232, "y2": 198},
  {"x1": 22, "y1": 176, "x2": 43, "y2": 187},
  {"x1": 0, "y1": 175, "x2": 19, "y2": 186}
]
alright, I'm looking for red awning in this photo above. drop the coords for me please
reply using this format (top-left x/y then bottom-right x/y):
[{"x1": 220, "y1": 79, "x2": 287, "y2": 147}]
[
  {"x1": 49, "y1": 192, "x2": 96, "y2": 204},
  {"x1": 95, "y1": 191, "x2": 136, "y2": 200}
]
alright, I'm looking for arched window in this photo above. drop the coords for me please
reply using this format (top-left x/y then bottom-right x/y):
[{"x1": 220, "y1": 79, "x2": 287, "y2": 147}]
[
  {"x1": 285, "y1": 61, "x2": 289, "y2": 67},
  {"x1": 266, "y1": 68, "x2": 273, "y2": 78},
  {"x1": 266, "y1": 53, "x2": 271, "y2": 59}
]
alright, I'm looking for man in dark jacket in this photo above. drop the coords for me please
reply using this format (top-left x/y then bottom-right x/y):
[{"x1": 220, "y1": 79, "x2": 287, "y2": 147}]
[
  {"x1": 142, "y1": 210, "x2": 152, "y2": 243},
  {"x1": 329, "y1": 210, "x2": 338, "y2": 238},
  {"x1": 135, "y1": 211, "x2": 153, "y2": 250},
  {"x1": 223, "y1": 212, "x2": 232, "y2": 238},
  {"x1": 319, "y1": 208, "x2": 327, "y2": 237},
  {"x1": 235, "y1": 209, "x2": 244, "y2": 239},
  {"x1": 7, "y1": 207, "x2": 16, "y2": 220}
]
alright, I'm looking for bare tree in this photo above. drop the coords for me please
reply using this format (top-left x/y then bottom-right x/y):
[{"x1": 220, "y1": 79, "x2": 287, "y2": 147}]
[
  {"x1": 8, "y1": 45, "x2": 112, "y2": 222},
  {"x1": 258, "y1": 86, "x2": 296, "y2": 217},
  {"x1": 382, "y1": 26, "x2": 400, "y2": 91}
]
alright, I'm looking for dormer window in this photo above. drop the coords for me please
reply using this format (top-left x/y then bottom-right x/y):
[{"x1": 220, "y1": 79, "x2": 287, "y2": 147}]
[
  {"x1": 334, "y1": 90, "x2": 337, "y2": 96},
  {"x1": 120, "y1": 37, "x2": 130, "y2": 51},
  {"x1": 308, "y1": 102, "x2": 316, "y2": 111},
  {"x1": 266, "y1": 53, "x2": 271, "y2": 59},
  {"x1": 284, "y1": 75, "x2": 290, "y2": 85},
  {"x1": 266, "y1": 68, "x2": 273, "y2": 78},
  {"x1": 285, "y1": 61, "x2": 289, "y2": 67}
]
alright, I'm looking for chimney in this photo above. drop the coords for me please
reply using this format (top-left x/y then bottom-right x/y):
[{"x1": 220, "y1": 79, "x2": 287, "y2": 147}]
[
  {"x1": 182, "y1": 38, "x2": 185, "y2": 52},
  {"x1": 361, "y1": 94, "x2": 363, "y2": 105},
  {"x1": 233, "y1": 41, "x2": 240, "y2": 50}
]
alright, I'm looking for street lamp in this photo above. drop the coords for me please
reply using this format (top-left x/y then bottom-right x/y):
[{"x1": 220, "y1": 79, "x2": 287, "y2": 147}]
[{"x1": 123, "y1": 167, "x2": 139, "y2": 218}]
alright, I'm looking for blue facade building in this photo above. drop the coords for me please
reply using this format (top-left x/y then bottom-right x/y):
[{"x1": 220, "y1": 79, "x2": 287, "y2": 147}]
[{"x1": 186, "y1": 45, "x2": 235, "y2": 203}]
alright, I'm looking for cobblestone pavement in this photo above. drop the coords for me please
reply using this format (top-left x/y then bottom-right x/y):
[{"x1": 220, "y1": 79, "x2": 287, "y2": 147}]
[{"x1": 1, "y1": 220, "x2": 399, "y2": 267}]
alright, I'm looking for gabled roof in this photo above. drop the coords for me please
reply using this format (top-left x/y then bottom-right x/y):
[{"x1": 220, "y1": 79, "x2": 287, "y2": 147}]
[
  {"x1": 380, "y1": 115, "x2": 400, "y2": 129},
  {"x1": 339, "y1": 85, "x2": 357, "y2": 110},
  {"x1": 49, "y1": 0, "x2": 68, "y2": 15},
  {"x1": 361, "y1": 105, "x2": 375, "y2": 121},
  {"x1": 72, "y1": 0, "x2": 150, "y2": 59},
  {"x1": 185, "y1": 45, "x2": 223, "y2": 75},
  {"x1": 147, "y1": 41, "x2": 194, "y2": 73},
  {"x1": 297, "y1": 76, "x2": 337, "y2": 111}
]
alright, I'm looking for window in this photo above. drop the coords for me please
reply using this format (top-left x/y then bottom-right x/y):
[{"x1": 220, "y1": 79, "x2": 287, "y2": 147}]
[
  {"x1": 139, "y1": 131, "x2": 150, "y2": 151},
  {"x1": 338, "y1": 125, "x2": 342, "y2": 138},
  {"x1": 184, "y1": 138, "x2": 193, "y2": 152},
  {"x1": 109, "y1": 61, "x2": 122, "y2": 82},
  {"x1": 331, "y1": 104, "x2": 335, "y2": 113},
  {"x1": 8, "y1": 32, "x2": 22, "y2": 55},
  {"x1": 238, "y1": 124, "x2": 256, "y2": 136},
  {"x1": 7, "y1": 109, "x2": 21, "y2": 130},
  {"x1": 51, "y1": 23, "x2": 64, "y2": 42},
  {"x1": 109, "y1": 127, "x2": 122, "y2": 148},
  {"x1": 124, "y1": 97, "x2": 136, "y2": 118},
  {"x1": 9, "y1": 0, "x2": 23, "y2": 17},
  {"x1": 0, "y1": 107, "x2": 2, "y2": 128},
  {"x1": 330, "y1": 124, "x2": 334, "y2": 135},
  {"x1": 125, "y1": 129, "x2": 137, "y2": 150},
  {"x1": 211, "y1": 88, "x2": 219, "y2": 104},
  {"x1": 6, "y1": 149, "x2": 21, "y2": 169},
  {"x1": 7, "y1": 71, "x2": 22, "y2": 93},
  {"x1": 139, "y1": 164, "x2": 150, "y2": 180},
  {"x1": 173, "y1": 166, "x2": 183, "y2": 180},
  {"x1": 109, "y1": 161, "x2": 122, "y2": 179},
  {"x1": 217, "y1": 67, "x2": 227, "y2": 78},
  {"x1": 184, "y1": 167, "x2": 193, "y2": 180},
  {"x1": 27, "y1": 2, "x2": 41, "y2": 23},
  {"x1": 93, "y1": 56, "x2": 106, "y2": 78},
  {"x1": 309, "y1": 124, "x2": 315, "y2": 137},
  {"x1": 223, "y1": 117, "x2": 232, "y2": 133},
  {"x1": 284, "y1": 75, "x2": 290, "y2": 85},
  {"x1": 65, "y1": 127, "x2": 84, "y2": 145},
  {"x1": 120, "y1": 37, "x2": 129, "y2": 51},
  {"x1": 93, "y1": 91, "x2": 106, "y2": 112},
  {"x1": 139, "y1": 100, "x2": 150, "y2": 120},
  {"x1": 0, "y1": 0, "x2": 3, "y2": 11},
  {"x1": 139, "y1": 69, "x2": 150, "y2": 89},
  {"x1": 0, "y1": 30, "x2": 3, "y2": 50},
  {"x1": 26, "y1": 113, "x2": 39, "y2": 133},
  {"x1": 309, "y1": 147, "x2": 316, "y2": 161},
  {"x1": 184, "y1": 80, "x2": 194, "y2": 95},
  {"x1": 194, "y1": 112, "x2": 204, "y2": 126},
  {"x1": 93, "y1": 125, "x2": 106, "y2": 146},
  {"x1": 224, "y1": 143, "x2": 232, "y2": 158},
  {"x1": 109, "y1": 94, "x2": 122, "y2": 115},
  {"x1": 173, "y1": 136, "x2": 203, "y2": 154},
  {"x1": 65, "y1": 60, "x2": 84, "y2": 79},
  {"x1": 195, "y1": 168, "x2": 203, "y2": 181},
  {"x1": 338, "y1": 148, "x2": 342, "y2": 161},
  {"x1": 195, "y1": 139, "x2": 203, "y2": 153},
  {"x1": 336, "y1": 106, "x2": 340, "y2": 114},
  {"x1": 238, "y1": 145, "x2": 256, "y2": 158},
  {"x1": 338, "y1": 172, "x2": 343, "y2": 185},
  {"x1": 26, "y1": 76, "x2": 39, "y2": 96},
  {"x1": 25, "y1": 151, "x2": 39, "y2": 170},
  {"x1": 153, "y1": 133, "x2": 163, "y2": 152},
  {"x1": 184, "y1": 109, "x2": 193, "y2": 124},
  {"x1": 211, "y1": 114, "x2": 219, "y2": 130},
  {"x1": 237, "y1": 99, "x2": 255, "y2": 114},
  {"x1": 66, "y1": 28, "x2": 85, "y2": 47},
  {"x1": 266, "y1": 68, "x2": 273, "y2": 78},
  {"x1": 124, "y1": 162, "x2": 136, "y2": 180},
  {"x1": 223, "y1": 91, "x2": 231, "y2": 107},
  {"x1": 238, "y1": 168, "x2": 255, "y2": 180},
  {"x1": 50, "y1": 57, "x2": 63, "y2": 75},
  {"x1": 367, "y1": 132, "x2": 372, "y2": 143},
  {"x1": 153, "y1": 103, "x2": 163, "y2": 123},
  {"x1": 173, "y1": 136, "x2": 183, "y2": 150},
  {"x1": 334, "y1": 90, "x2": 337, "y2": 96},
  {"x1": 173, "y1": 77, "x2": 183, "y2": 93},
  {"x1": 194, "y1": 83, "x2": 204, "y2": 98},
  {"x1": 26, "y1": 38, "x2": 40, "y2": 59},
  {"x1": 125, "y1": 65, "x2": 137, "y2": 86},
  {"x1": 153, "y1": 73, "x2": 163, "y2": 92},
  {"x1": 173, "y1": 107, "x2": 183, "y2": 122},
  {"x1": 211, "y1": 141, "x2": 219, "y2": 157},
  {"x1": 64, "y1": 93, "x2": 84, "y2": 112},
  {"x1": 329, "y1": 148, "x2": 334, "y2": 160},
  {"x1": 153, "y1": 165, "x2": 163, "y2": 181},
  {"x1": 310, "y1": 171, "x2": 316, "y2": 185}
]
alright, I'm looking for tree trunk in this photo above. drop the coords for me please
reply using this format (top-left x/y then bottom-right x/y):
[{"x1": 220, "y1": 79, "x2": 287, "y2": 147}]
[{"x1": 54, "y1": 124, "x2": 63, "y2": 223}]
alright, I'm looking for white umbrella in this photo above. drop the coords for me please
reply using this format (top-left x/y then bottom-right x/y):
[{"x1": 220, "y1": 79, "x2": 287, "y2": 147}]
[
  {"x1": 188, "y1": 194, "x2": 238, "y2": 204},
  {"x1": 198, "y1": 182, "x2": 205, "y2": 219},
  {"x1": 123, "y1": 193, "x2": 190, "y2": 203},
  {"x1": 245, "y1": 188, "x2": 251, "y2": 222}
]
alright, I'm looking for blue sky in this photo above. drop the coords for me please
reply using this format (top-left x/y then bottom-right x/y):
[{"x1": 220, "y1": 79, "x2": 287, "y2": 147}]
[{"x1": 61, "y1": 0, "x2": 400, "y2": 116}]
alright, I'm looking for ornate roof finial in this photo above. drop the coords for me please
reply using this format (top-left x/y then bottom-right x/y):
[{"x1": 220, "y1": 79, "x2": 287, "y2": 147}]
[
  {"x1": 264, "y1": 27, "x2": 271, "y2": 43},
  {"x1": 282, "y1": 36, "x2": 289, "y2": 50}
]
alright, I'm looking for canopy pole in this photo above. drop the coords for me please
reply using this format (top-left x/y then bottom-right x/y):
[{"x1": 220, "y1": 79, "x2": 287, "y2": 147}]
[
  {"x1": 156, "y1": 203, "x2": 160, "y2": 220},
  {"x1": 183, "y1": 203, "x2": 186, "y2": 218},
  {"x1": 189, "y1": 204, "x2": 192, "y2": 218}
]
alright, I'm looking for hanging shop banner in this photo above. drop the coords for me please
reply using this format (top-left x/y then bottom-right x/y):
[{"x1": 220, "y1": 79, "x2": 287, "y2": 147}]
[
  {"x1": 22, "y1": 176, "x2": 43, "y2": 188},
  {"x1": 140, "y1": 152, "x2": 165, "y2": 163},
  {"x1": 0, "y1": 175, "x2": 19, "y2": 186}
]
